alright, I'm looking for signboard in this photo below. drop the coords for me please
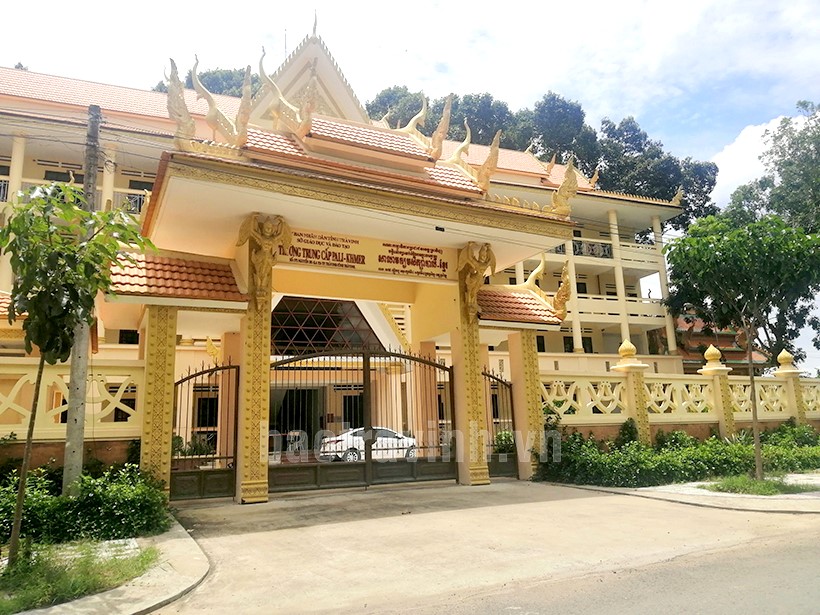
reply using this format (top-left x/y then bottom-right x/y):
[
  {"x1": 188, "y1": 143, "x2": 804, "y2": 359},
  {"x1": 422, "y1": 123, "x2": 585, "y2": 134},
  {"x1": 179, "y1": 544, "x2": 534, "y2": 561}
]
[{"x1": 278, "y1": 229, "x2": 457, "y2": 281}]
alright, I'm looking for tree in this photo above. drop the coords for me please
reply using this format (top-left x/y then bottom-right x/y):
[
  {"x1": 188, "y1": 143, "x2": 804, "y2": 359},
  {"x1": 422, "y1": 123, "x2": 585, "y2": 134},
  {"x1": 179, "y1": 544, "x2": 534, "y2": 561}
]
[
  {"x1": 664, "y1": 214, "x2": 820, "y2": 478},
  {"x1": 597, "y1": 117, "x2": 718, "y2": 237},
  {"x1": 531, "y1": 92, "x2": 599, "y2": 172},
  {"x1": 730, "y1": 101, "x2": 820, "y2": 233},
  {"x1": 0, "y1": 184, "x2": 152, "y2": 568},
  {"x1": 153, "y1": 67, "x2": 261, "y2": 97}
]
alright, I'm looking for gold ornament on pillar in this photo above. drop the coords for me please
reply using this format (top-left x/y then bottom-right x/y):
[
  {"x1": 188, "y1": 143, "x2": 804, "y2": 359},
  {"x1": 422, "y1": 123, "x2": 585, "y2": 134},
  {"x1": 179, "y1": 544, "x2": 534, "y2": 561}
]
[
  {"x1": 237, "y1": 214, "x2": 291, "y2": 310},
  {"x1": 457, "y1": 242, "x2": 496, "y2": 322},
  {"x1": 552, "y1": 261, "x2": 571, "y2": 320}
]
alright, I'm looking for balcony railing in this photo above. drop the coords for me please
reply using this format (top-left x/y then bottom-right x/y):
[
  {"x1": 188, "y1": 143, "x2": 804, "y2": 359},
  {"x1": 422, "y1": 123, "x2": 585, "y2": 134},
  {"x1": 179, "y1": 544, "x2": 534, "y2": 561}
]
[
  {"x1": 14, "y1": 180, "x2": 147, "y2": 214},
  {"x1": 550, "y1": 238, "x2": 613, "y2": 259},
  {"x1": 0, "y1": 178, "x2": 8, "y2": 203}
]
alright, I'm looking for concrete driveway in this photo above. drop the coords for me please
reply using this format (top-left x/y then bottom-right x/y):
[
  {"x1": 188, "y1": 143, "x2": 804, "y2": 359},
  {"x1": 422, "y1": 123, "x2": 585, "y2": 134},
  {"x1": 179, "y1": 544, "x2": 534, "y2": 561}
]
[{"x1": 159, "y1": 479, "x2": 818, "y2": 614}]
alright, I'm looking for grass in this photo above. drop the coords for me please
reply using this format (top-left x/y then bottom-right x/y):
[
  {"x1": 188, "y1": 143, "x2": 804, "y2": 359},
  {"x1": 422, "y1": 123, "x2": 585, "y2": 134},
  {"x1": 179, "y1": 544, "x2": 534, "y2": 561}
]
[
  {"x1": 0, "y1": 542, "x2": 158, "y2": 614},
  {"x1": 701, "y1": 475, "x2": 819, "y2": 496}
]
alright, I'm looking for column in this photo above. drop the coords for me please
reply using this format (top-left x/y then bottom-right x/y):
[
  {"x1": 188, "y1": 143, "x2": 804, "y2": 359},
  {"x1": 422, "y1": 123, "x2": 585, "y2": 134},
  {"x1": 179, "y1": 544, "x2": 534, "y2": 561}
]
[
  {"x1": 514, "y1": 262, "x2": 525, "y2": 285},
  {"x1": 610, "y1": 339, "x2": 651, "y2": 445},
  {"x1": 0, "y1": 136, "x2": 26, "y2": 291},
  {"x1": 652, "y1": 215, "x2": 677, "y2": 352},
  {"x1": 508, "y1": 330, "x2": 543, "y2": 479},
  {"x1": 101, "y1": 149, "x2": 116, "y2": 211},
  {"x1": 698, "y1": 345, "x2": 735, "y2": 437},
  {"x1": 773, "y1": 349, "x2": 807, "y2": 425},
  {"x1": 565, "y1": 243, "x2": 583, "y2": 353},
  {"x1": 139, "y1": 305, "x2": 178, "y2": 489},
  {"x1": 608, "y1": 210, "x2": 631, "y2": 343}
]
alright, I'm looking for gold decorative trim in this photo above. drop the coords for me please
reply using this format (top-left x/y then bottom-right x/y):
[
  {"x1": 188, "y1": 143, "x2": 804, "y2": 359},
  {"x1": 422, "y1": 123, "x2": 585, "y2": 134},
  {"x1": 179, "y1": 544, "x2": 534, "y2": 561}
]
[
  {"x1": 520, "y1": 329, "x2": 543, "y2": 473},
  {"x1": 166, "y1": 160, "x2": 573, "y2": 240}
]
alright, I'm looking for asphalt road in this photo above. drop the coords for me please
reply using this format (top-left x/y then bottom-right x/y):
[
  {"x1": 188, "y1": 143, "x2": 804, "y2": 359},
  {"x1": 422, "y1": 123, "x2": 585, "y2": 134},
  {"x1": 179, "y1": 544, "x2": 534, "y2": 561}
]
[{"x1": 162, "y1": 481, "x2": 820, "y2": 614}]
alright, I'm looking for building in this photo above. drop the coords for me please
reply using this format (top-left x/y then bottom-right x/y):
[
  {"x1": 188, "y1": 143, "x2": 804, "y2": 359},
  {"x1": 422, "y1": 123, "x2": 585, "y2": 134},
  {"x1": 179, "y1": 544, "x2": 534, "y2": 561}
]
[{"x1": 0, "y1": 31, "x2": 688, "y2": 501}]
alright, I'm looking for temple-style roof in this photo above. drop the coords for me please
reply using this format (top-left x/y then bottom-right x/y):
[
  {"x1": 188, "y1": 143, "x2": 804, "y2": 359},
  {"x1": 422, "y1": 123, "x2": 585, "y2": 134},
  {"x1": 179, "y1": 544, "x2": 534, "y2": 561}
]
[
  {"x1": 675, "y1": 316, "x2": 768, "y2": 370},
  {"x1": 477, "y1": 287, "x2": 562, "y2": 327},
  {"x1": 308, "y1": 117, "x2": 431, "y2": 159},
  {"x1": 0, "y1": 66, "x2": 240, "y2": 120},
  {"x1": 110, "y1": 253, "x2": 246, "y2": 303}
]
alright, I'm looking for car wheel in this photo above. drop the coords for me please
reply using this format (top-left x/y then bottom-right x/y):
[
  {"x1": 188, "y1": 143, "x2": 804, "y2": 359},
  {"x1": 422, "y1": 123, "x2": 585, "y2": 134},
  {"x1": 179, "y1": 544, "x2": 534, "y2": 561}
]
[
  {"x1": 405, "y1": 446, "x2": 417, "y2": 460},
  {"x1": 342, "y1": 449, "x2": 360, "y2": 462}
]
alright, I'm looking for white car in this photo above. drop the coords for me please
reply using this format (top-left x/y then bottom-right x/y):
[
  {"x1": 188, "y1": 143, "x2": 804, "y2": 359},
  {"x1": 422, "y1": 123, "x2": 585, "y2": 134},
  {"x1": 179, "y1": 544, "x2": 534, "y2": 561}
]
[{"x1": 319, "y1": 427, "x2": 417, "y2": 462}]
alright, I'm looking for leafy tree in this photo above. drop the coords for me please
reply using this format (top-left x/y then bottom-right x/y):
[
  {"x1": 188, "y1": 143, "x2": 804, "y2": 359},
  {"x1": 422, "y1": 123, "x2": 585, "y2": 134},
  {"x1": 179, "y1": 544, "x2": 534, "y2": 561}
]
[
  {"x1": 730, "y1": 100, "x2": 820, "y2": 234},
  {"x1": 0, "y1": 184, "x2": 152, "y2": 568},
  {"x1": 597, "y1": 117, "x2": 718, "y2": 237},
  {"x1": 531, "y1": 92, "x2": 599, "y2": 173},
  {"x1": 153, "y1": 67, "x2": 261, "y2": 97},
  {"x1": 664, "y1": 213, "x2": 820, "y2": 478}
]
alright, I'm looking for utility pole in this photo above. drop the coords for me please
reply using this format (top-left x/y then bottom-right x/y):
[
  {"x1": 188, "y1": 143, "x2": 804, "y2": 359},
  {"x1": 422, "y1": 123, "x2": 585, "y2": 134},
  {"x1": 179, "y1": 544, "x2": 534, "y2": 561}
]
[{"x1": 63, "y1": 104, "x2": 101, "y2": 495}]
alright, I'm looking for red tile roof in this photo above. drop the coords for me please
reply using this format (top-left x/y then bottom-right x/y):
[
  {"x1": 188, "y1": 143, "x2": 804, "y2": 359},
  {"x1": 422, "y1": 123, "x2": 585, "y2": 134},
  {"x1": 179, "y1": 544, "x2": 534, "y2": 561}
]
[
  {"x1": 477, "y1": 287, "x2": 562, "y2": 326},
  {"x1": 423, "y1": 165, "x2": 481, "y2": 192},
  {"x1": 246, "y1": 129, "x2": 307, "y2": 158},
  {"x1": 110, "y1": 253, "x2": 247, "y2": 303},
  {"x1": 441, "y1": 140, "x2": 546, "y2": 175},
  {"x1": 0, "y1": 66, "x2": 240, "y2": 120},
  {"x1": 308, "y1": 117, "x2": 431, "y2": 159}
]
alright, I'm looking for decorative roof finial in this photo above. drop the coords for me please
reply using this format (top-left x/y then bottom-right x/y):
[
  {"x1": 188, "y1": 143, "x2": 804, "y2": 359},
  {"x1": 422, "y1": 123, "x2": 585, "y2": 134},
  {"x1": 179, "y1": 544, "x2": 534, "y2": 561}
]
[
  {"x1": 165, "y1": 58, "x2": 195, "y2": 144},
  {"x1": 590, "y1": 166, "x2": 600, "y2": 188},
  {"x1": 430, "y1": 94, "x2": 452, "y2": 160},
  {"x1": 446, "y1": 119, "x2": 471, "y2": 163},
  {"x1": 671, "y1": 186, "x2": 684, "y2": 206},
  {"x1": 260, "y1": 46, "x2": 300, "y2": 130},
  {"x1": 477, "y1": 130, "x2": 501, "y2": 191},
  {"x1": 545, "y1": 153, "x2": 556, "y2": 175},
  {"x1": 550, "y1": 156, "x2": 578, "y2": 216},
  {"x1": 553, "y1": 261, "x2": 571, "y2": 320},
  {"x1": 398, "y1": 95, "x2": 428, "y2": 134},
  {"x1": 313, "y1": 10, "x2": 318, "y2": 37}
]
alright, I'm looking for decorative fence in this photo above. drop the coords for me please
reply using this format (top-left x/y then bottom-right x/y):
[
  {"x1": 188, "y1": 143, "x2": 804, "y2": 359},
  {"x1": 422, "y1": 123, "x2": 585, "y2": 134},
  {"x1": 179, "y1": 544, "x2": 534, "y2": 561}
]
[
  {"x1": 0, "y1": 358, "x2": 144, "y2": 441},
  {"x1": 540, "y1": 346, "x2": 820, "y2": 440}
]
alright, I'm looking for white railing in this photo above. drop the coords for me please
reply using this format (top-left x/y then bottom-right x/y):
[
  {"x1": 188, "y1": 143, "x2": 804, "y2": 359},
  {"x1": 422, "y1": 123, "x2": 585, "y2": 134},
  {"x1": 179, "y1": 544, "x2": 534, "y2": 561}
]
[
  {"x1": 728, "y1": 376, "x2": 789, "y2": 418},
  {"x1": 0, "y1": 358, "x2": 144, "y2": 440},
  {"x1": 802, "y1": 380, "x2": 820, "y2": 418},
  {"x1": 620, "y1": 241, "x2": 661, "y2": 267},
  {"x1": 644, "y1": 374, "x2": 715, "y2": 419},
  {"x1": 548, "y1": 238, "x2": 613, "y2": 260},
  {"x1": 112, "y1": 189, "x2": 148, "y2": 214},
  {"x1": 540, "y1": 374, "x2": 628, "y2": 423}
]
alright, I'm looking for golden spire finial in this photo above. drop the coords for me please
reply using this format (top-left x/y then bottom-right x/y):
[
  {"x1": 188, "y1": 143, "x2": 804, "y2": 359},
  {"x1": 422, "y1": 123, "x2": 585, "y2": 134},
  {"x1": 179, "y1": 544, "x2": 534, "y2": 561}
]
[
  {"x1": 671, "y1": 186, "x2": 684, "y2": 206},
  {"x1": 777, "y1": 348, "x2": 794, "y2": 367},
  {"x1": 430, "y1": 94, "x2": 452, "y2": 160},
  {"x1": 619, "y1": 338, "x2": 637, "y2": 359},
  {"x1": 477, "y1": 130, "x2": 501, "y2": 191},
  {"x1": 398, "y1": 95, "x2": 428, "y2": 134},
  {"x1": 590, "y1": 166, "x2": 600, "y2": 188},
  {"x1": 313, "y1": 10, "x2": 318, "y2": 37},
  {"x1": 446, "y1": 119, "x2": 471, "y2": 163},
  {"x1": 545, "y1": 153, "x2": 556, "y2": 175}
]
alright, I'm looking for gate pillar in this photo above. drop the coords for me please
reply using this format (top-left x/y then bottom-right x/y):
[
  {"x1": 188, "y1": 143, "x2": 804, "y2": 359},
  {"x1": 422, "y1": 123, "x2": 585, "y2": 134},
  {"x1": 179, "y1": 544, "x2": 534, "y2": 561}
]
[
  {"x1": 452, "y1": 243, "x2": 493, "y2": 485},
  {"x1": 508, "y1": 330, "x2": 542, "y2": 479},
  {"x1": 235, "y1": 213, "x2": 289, "y2": 503},
  {"x1": 139, "y1": 305, "x2": 178, "y2": 490}
]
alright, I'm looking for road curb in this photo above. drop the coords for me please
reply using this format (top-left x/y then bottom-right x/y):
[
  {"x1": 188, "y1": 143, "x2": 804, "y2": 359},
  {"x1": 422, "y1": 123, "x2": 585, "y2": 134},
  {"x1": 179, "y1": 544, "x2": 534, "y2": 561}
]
[{"x1": 22, "y1": 518, "x2": 210, "y2": 614}]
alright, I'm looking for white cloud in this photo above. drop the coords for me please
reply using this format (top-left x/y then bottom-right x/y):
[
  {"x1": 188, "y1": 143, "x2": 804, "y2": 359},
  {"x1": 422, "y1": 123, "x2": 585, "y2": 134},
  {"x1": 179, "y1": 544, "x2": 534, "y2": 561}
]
[{"x1": 709, "y1": 119, "x2": 781, "y2": 207}]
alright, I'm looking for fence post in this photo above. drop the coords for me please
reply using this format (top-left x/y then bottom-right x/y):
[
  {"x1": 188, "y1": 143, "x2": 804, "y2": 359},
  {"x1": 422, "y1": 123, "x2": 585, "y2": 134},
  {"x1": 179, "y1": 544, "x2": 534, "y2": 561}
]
[
  {"x1": 697, "y1": 345, "x2": 735, "y2": 438},
  {"x1": 773, "y1": 349, "x2": 807, "y2": 425},
  {"x1": 610, "y1": 339, "x2": 651, "y2": 445},
  {"x1": 508, "y1": 329, "x2": 542, "y2": 480}
]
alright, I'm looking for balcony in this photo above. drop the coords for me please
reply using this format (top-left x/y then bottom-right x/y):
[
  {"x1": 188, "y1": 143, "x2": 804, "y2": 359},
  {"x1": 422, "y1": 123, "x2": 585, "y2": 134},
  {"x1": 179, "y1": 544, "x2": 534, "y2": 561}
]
[
  {"x1": 12, "y1": 180, "x2": 147, "y2": 214},
  {"x1": 550, "y1": 238, "x2": 612, "y2": 259},
  {"x1": 571, "y1": 295, "x2": 666, "y2": 322}
]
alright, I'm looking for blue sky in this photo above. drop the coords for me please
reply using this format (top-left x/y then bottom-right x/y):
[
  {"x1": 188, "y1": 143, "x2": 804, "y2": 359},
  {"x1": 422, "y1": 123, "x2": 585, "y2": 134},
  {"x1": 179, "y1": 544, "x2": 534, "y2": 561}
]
[{"x1": 4, "y1": 0, "x2": 820, "y2": 368}]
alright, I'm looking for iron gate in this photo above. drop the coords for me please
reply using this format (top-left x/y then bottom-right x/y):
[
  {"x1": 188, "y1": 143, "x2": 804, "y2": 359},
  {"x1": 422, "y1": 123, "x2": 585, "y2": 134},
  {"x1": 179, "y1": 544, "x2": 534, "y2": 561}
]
[
  {"x1": 483, "y1": 370, "x2": 517, "y2": 477},
  {"x1": 169, "y1": 364, "x2": 239, "y2": 500},
  {"x1": 268, "y1": 350, "x2": 457, "y2": 492}
]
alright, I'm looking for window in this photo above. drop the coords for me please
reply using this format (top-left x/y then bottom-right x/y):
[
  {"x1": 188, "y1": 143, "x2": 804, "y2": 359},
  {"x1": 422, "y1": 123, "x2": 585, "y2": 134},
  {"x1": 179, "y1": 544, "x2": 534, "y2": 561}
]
[
  {"x1": 44, "y1": 170, "x2": 84, "y2": 184},
  {"x1": 128, "y1": 180, "x2": 154, "y2": 191},
  {"x1": 118, "y1": 329, "x2": 139, "y2": 345},
  {"x1": 563, "y1": 336, "x2": 593, "y2": 353},
  {"x1": 0, "y1": 165, "x2": 9, "y2": 176},
  {"x1": 576, "y1": 282, "x2": 587, "y2": 294},
  {"x1": 536, "y1": 336, "x2": 546, "y2": 353}
]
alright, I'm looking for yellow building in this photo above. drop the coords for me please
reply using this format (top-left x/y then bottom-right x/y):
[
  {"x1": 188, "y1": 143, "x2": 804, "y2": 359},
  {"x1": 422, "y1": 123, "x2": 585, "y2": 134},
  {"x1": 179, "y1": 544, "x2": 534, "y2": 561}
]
[{"x1": 0, "y1": 32, "x2": 688, "y2": 501}]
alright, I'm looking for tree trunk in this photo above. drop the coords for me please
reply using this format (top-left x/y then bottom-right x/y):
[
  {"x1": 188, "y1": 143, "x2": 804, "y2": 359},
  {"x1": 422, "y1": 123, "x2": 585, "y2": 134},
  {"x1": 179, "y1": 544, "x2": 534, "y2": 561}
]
[
  {"x1": 7, "y1": 355, "x2": 46, "y2": 568},
  {"x1": 62, "y1": 323, "x2": 89, "y2": 495},
  {"x1": 746, "y1": 325, "x2": 764, "y2": 480}
]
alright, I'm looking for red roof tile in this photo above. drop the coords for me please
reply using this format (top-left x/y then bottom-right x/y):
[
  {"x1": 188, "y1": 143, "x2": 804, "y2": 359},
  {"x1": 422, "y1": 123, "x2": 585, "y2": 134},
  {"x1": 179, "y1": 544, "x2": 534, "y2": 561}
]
[
  {"x1": 110, "y1": 254, "x2": 247, "y2": 303},
  {"x1": 423, "y1": 165, "x2": 481, "y2": 192},
  {"x1": 477, "y1": 287, "x2": 562, "y2": 326},
  {"x1": 246, "y1": 129, "x2": 306, "y2": 157},
  {"x1": 0, "y1": 66, "x2": 240, "y2": 120},
  {"x1": 440, "y1": 140, "x2": 545, "y2": 175},
  {"x1": 308, "y1": 117, "x2": 431, "y2": 159}
]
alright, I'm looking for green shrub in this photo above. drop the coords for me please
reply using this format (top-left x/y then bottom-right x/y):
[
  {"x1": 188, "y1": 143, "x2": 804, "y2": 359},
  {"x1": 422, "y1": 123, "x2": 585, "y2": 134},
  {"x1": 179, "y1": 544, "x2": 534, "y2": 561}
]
[
  {"x1": 493, "y1": 430, "x2": 515, "y2": 454},
  {"x1": 655, "y1": 429, "x2": 699, "y2": 451},
  {"x1": 0, "y1": 464, "x2": 169, "y2": 544},
  {"x1": 761, "y1": 418, "x2": 819, "y2": 447},
  {"x1": 613, "y1": 418, "x2": 639, "y2": 449}
]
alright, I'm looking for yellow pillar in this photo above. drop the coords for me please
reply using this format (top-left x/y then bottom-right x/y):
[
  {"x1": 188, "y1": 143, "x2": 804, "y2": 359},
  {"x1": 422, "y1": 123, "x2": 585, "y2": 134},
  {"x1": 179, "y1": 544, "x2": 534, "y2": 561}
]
[
  {"x1": 698, "y1": 345, "x2": 735, "y2": 437},
  {"x1": 608, "y1": 210, "x2": 631, "y2": 344},
  {"x1": 610, "y1": 339, "x2": 651, "y2": 445},
  {"x1": 564, "y1": 243, "x2": 584, "y2": 353},
  {"x1": 773, "y1": 349, "x2": 807, "y2": 425},
  {"x1": 508, "y1": 330, "x2": 543, "y2": 479},
  {"x1": 140, "y1": 305, "x2": 178, "y2": 489},
  {"x1": 652, "y1": 215, "x2": 677, "y2": 353}
]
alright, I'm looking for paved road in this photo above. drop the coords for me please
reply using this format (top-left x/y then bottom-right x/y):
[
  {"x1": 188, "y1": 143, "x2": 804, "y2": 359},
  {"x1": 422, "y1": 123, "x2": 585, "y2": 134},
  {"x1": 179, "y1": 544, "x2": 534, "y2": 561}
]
[{"x1": 161, "y1": 480, "x2": 820, "y2": 614}]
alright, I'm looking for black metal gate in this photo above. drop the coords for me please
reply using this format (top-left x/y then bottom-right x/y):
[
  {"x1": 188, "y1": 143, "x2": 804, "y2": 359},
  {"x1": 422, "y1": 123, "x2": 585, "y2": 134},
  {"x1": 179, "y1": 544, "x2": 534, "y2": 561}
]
[
  {"x1": 268, "y1": 350, "x2": 457, "y2": 492},
  {"x1": 169, "y1": 364, "x2": 239, "y2": 500},
  {"x1": 483, "y1": 370, "x2": 517, "y2": 477}
]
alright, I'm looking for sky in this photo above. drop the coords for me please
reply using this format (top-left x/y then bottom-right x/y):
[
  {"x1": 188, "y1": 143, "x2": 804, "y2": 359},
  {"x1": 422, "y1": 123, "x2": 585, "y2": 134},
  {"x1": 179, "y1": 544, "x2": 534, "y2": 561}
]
[{"x1": 3, "y1": 0, "x2": 820, "y2": 370}]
